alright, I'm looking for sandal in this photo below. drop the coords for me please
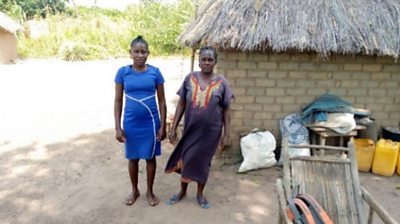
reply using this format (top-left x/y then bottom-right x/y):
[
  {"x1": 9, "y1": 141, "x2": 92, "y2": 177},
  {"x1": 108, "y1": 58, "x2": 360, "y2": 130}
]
[
  {"x1": 125, "y1": 192, "x2": 140, "y2": 206},
  {"x1": 196, "y1": 196, "x2": 210, "y2": 209},
  {"x1": 146, "y1": 193, "x2": 160, "y2": 207},
  {"x1": 166, "y1": 193, "x2": 185, "y2": 205}
]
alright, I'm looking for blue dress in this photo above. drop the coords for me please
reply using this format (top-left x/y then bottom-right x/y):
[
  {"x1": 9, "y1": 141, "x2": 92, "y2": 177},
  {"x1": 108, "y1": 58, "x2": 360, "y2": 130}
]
[{"x1": 115, "y1": 64, "x2": 165, "y2": 159}]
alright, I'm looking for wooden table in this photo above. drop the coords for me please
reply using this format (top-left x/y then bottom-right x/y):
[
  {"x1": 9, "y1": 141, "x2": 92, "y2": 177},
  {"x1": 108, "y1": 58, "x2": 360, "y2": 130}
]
[{"x1": 308, "y1": 125, "x2": 365, "y2": 156}]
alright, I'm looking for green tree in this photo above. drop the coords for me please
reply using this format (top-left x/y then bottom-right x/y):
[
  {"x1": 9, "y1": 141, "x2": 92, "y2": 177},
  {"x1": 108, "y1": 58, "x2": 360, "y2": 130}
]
[{"x1": 0, "y1": 0, "x2": 67, "y2": 19}]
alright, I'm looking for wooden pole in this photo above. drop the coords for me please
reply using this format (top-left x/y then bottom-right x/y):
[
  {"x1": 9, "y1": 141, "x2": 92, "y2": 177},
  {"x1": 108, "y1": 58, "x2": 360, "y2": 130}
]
[
  {"x1": 348, "y1": 140, "x2": 366, "y2": 224},
  {"x1": 190, "y1": 49, "x2": 195, "y2": 72},
  {"x1": 276, "y1": 179, "x2": 293, "y2": 224},
  {"x1": 362, "y1": 187, "x2": 399, "y2": 224},
  {"x1": 282, "y1": 138, "x2": 291, "y2": 199},
  {"x1": 190, "y1": 0, "x2": 199, "y2": 72},
  {"x1": 69, "y1": 0, "x2": 79, "y2": 18}
]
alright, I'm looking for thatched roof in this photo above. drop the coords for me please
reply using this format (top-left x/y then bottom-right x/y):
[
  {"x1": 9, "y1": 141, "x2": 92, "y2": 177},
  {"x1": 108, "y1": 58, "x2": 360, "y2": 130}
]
[
  {"x1": 179, "y1": 0, "x2": 400, "y2": 58},
  {"x1": 0, "y1": 12, "x2": 21, "y2": 34}
]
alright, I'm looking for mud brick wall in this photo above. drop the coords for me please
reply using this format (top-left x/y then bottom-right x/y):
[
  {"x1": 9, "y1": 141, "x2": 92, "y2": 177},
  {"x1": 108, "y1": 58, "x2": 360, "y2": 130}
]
[{"x1": 216, "y1": 51, "x2": 400, "y2": 157}]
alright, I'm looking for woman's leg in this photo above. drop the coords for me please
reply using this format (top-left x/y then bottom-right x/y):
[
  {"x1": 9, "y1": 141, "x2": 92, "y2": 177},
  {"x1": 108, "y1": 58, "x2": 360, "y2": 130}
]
[
  {"x1": 146, "y1": 157, "x2": 159, "y2": 206},
  {"x1": 126, "y1": 159, "x2": 140, "y2": 205},
  {"x1": 179, "y1": 182, "x2": 188, "y2": 198},
  {"x1": 168, "y1": 182, "x2": 188, "y2": 204},
  {"x1": 196, "y1": 182, "x2": 209, "y2": 208}
]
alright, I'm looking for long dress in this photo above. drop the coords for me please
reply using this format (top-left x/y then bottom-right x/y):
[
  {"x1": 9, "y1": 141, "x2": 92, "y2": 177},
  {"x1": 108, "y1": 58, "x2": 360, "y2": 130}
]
[
  {"x1": 165, "y1": 72, "x2": 233, "y2": 184},
  {"x1": 115, "y1": 64, "x2": 165, "y2": 160}
]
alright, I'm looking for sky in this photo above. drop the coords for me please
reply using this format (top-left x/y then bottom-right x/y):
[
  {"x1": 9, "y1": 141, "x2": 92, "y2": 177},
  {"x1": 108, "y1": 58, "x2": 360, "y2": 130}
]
[{"x1": 73, "y1": 0, "x2": 178, "y2": 10}]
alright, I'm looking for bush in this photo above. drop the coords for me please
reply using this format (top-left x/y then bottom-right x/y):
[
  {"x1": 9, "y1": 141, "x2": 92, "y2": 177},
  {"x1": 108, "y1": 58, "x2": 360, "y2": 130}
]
[{"x1": 59, "y1": 42, "x2": 105, "y2": 61}]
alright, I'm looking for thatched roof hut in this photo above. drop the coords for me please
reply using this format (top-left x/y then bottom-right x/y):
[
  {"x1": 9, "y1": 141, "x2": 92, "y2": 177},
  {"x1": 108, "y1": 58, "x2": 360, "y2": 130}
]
[
  {"x1": 178, "y1": 0, "x2": 400, "y2": 157},
  {"x1": 0, "y1": 12, "x2": 20, "y2": 34},
  {"x1": 0, "y1": 12, "x2": 20, "y2": 64},
  {"x1": 179, "y1": 0, "x2": 400, "y2": 59}
]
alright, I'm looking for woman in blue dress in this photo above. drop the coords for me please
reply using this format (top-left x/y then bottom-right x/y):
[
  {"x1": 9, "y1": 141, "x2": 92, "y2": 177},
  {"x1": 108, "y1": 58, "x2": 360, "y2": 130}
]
[{"x1": 114, "y1": 36, "x2": 166, "y2": 206}]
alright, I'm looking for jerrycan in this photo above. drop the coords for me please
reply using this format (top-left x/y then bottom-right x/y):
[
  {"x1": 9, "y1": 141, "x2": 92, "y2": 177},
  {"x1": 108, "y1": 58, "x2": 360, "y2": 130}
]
[
  {"x1": 397, "y1": 150, "x2": 400, "y2": 175},
  {"x1": 372, "y1": 139, "x2": 399, "y2": 176},
  {"x1": 354, "y1": 138, "x2": 375, "y2": 172}
]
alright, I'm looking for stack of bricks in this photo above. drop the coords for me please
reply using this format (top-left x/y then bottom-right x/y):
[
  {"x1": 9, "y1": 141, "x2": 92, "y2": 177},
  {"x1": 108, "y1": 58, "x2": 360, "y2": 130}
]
[{"x1": 216, "y1": 51, "x2": 400, "y2": 158}]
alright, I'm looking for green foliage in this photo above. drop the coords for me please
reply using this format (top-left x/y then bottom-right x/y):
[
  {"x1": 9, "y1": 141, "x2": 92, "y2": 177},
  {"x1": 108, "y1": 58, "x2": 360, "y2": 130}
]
[
  {"x1": 1, "y1": 0, "x2": 67, "y2": 19},
  {"x1": 125, "y1": 0, "x2": 193, "y2": 55},
  {"x1": 16, "y1": 0, "x2": 195, "y2": 60}
]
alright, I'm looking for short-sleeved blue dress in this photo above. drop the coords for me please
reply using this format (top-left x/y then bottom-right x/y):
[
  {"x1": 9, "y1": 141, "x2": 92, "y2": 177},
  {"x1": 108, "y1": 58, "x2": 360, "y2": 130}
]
[{"x1": 115, "y1": 64, "x2": 165, "y2": 160}]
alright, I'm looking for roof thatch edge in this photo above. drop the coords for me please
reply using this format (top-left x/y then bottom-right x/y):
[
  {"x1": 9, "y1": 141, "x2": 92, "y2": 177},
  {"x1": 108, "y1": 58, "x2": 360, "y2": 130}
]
[{"x1": 0, "y1": 12, "x2": 21, "y2": 34}]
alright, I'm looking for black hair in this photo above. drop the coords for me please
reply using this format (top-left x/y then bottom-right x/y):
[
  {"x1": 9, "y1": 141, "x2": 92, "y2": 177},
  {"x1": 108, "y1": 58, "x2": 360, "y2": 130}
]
[
  {"x1": 130, "y1": 35, "x2": 148, "y2": 48},
  {"x1": 199, "y1": 46, "x2": 218, "y2": 62}
]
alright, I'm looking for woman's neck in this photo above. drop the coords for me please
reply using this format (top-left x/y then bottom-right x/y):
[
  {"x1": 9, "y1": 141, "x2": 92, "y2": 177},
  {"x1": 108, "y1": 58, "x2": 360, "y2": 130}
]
[
  {"x1": 133, "y1": 64, "x2": 147, "y2": 72},
  {"x1": 199, "y1": 71, "x2": 216, "y2": 81}
]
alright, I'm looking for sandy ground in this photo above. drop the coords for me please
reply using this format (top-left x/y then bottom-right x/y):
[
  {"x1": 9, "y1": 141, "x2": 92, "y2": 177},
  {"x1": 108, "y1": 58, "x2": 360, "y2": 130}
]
[{"x1": 0, "y1": 58, "x2": 399, "y2": 224}]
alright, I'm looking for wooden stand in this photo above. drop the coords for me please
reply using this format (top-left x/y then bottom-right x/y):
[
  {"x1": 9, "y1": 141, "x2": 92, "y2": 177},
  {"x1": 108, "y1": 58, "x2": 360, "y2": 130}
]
[{"x1": 308, "y1": 125, "x2": 365, "y2": 156}]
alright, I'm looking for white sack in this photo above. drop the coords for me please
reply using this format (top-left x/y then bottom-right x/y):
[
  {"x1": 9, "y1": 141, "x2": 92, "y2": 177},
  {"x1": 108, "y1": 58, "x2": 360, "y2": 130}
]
[
  {"x1": 238, "y1": 131, "x2": 277, "y2": 173},
  {"x1": 315, "y1": 113, "x2": 356, "y2": 134}
]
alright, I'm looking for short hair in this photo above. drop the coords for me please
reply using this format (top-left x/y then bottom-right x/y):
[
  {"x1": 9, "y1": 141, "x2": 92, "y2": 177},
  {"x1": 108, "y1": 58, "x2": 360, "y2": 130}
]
[
  {"x1": 130, "y1": 35, "x2": 148, "y2": 48},
  {"x1": 199, "y1": 46, "x2": 218, "y2": 62}
]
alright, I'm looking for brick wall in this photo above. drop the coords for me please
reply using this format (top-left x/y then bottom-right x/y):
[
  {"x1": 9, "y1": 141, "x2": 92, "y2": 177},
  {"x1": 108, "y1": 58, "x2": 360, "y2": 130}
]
[{"x1": 216, "y1": 51, "x2": 400, "y2": 157}]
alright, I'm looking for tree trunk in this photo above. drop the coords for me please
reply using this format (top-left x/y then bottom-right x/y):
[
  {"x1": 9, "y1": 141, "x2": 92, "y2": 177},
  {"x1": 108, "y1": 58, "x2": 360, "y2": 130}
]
[{"x1": 69, "y1": 0, "x2": 79, "y2": 18}]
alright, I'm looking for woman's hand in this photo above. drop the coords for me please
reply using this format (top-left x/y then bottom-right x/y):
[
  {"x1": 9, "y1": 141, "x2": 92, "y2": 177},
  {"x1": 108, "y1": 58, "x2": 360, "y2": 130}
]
[
  {"x1": 115, "y1": 128, "x2": 126, "y2": 143},
  {"x1": 169, "y1": 129, "x2": 178, "y2": 145},
  {"x1": 157, "y1": 127, "x2": 166, "y2": 141},
  {"x1": 219, "y1": 135, "x2": 230, "y2": 151}
]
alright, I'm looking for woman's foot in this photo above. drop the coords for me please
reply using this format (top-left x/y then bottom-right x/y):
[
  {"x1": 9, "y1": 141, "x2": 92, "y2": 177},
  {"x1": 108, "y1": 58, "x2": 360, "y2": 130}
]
[
  {"x1": 196, "y1": 195, "x2": 210, "y2": 209},
  {"x1": 125, "y1": 191, "x2": 140, "y2": 206},
  {"x1": 167, "y1": 191, "x2": 186, "y2": 205},
  {"x1": 146, "y1": 192, "x2": 160, "y2": 206}
]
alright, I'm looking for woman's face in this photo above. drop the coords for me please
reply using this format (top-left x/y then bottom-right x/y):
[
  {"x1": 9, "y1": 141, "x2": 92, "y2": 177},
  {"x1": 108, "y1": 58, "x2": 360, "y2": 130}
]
[
  {"x1": 130, "y1": 42, "x2": 149, "y2": 67},
  {"x1": 199, "y1": 50, "x2": 216, "y2": 74}
]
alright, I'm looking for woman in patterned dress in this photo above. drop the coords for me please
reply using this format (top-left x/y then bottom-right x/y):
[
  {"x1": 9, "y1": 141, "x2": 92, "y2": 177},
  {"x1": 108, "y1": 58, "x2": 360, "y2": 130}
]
[{"x1": 165, "y1": 46, "x2": 233, "y2": 209}]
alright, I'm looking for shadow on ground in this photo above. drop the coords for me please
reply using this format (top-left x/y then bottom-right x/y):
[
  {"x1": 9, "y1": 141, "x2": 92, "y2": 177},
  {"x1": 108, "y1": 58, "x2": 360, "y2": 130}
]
[{"x1": 0, "y1": 129, "x2": 281, "y2": 224}]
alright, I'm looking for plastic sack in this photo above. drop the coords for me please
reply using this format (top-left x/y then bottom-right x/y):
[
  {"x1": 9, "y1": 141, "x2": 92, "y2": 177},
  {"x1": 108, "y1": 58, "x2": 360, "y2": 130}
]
[
  {"x1": 279, "y1": 114, "x2": 310, "y2": 162},
  {"x1": 238, "y1": 131, "x2": 277, "y2": 173},
  {"x1": 315, "y1": 113, "x2": 356, "y2": 135}
]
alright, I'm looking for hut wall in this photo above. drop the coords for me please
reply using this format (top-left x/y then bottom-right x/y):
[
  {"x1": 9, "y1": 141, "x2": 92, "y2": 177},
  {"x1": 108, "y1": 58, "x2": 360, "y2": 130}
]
[
  {"x1": 0, "y1": 30, "x2": 18, "y2": 64},
  {"x1": 217, "y1": 51, "x2": 400, "y2": 158}
]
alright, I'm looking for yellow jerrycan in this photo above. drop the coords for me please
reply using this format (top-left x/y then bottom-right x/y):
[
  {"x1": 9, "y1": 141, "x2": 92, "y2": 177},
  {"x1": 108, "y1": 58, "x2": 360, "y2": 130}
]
[
  {"x1": 354, "y1": 138, "x2": 375, "y2": 172},
  {"x1": 372, "y1": 139, "x2": 399, "y2": 176},
  {"x1": 397, "y1": 149, "x2": 400, "y2": 175}
]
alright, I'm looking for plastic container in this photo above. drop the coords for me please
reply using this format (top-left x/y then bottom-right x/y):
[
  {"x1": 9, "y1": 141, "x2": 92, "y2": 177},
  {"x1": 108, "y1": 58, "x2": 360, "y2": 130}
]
[
  {"x1": 397, "y1": 150, "x2": 400, "y2": 176},
  {"x1": 354, "y1": 138, "x2": 375, "y2": 172},
  {"x1": 382, "y1": 127, "x2": 400, "y2": 142},
  {"x1": 356, "y1": 117, "x2": 377, "y2": 142},
  {"x1": 372, "y1": 139, "x2": 399, "y2": 176}
]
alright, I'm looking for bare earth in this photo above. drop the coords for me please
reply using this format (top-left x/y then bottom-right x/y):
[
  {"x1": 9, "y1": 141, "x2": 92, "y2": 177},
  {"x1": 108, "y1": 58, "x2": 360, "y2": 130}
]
[{"x1": 0, "y1": 58, "x2": 399, "y2": 224}]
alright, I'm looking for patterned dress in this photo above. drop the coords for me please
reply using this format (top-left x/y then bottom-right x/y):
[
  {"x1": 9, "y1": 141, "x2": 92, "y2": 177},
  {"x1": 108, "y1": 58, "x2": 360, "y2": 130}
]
[
  {"x1": 115, "y1": 64, "x2": 165, "y2": 160},
  {"x1": 165, "y1": 72, "x2": 233, "y2": 183}
]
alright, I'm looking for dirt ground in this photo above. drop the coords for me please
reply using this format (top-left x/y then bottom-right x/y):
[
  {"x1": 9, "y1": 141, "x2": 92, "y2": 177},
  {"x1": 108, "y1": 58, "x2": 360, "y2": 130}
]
[{"x1": 0, "y1": 58, "x2": 399, "y2": 224}]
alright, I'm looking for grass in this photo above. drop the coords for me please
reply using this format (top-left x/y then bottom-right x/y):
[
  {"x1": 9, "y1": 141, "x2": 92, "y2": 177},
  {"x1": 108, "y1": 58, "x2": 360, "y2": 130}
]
[{"x1": 17, "y1": 0, "x2": 195, "y2": 60}]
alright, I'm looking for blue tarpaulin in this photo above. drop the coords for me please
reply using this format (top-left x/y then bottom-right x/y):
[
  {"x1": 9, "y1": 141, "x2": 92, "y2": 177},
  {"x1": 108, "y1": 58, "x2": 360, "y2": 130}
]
[{"x1": 301, "y1": 93, "x2": 356, "y2": 125}]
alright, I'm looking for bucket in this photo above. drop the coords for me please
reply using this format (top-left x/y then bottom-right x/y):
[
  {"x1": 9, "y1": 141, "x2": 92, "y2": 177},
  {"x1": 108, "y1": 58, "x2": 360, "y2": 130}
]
[
  {"x1": 372, "y1": 139, "x2": 399, "y2": 176},
  {"x1": 354, "y1": 139, "x2": 375, "y2": 172},
  {"x1": 382, "y1": 127, "x2": 400, "y2": 142},
  {"x1": 357, "y1": 118, "x2": 377, "y2": 142}
]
